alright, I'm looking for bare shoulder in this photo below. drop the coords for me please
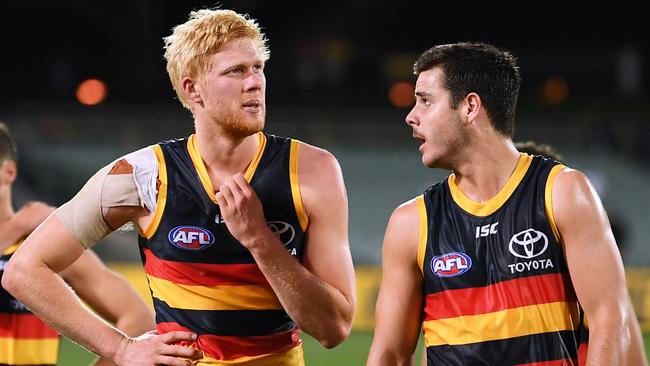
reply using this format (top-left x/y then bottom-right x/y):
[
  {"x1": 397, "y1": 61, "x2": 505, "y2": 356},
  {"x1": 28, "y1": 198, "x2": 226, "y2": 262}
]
[
  {"x1": 552, "y1": 167, "x2": 611, "y2": 241},
  {"x1": 296, "y1": 141, "x2": 346, "y2": 212},
  {"x1": 552, "y1": 167, "x2": 602, "y2": 215},
  {"x1": 553, "y1": 167, "x2": 593, "y2": 196},
  {"x1": 383, "y1": 198, "x2": 420, "y2": 261},
  {"x1": 390, "y1": 198, "x2": 420, "y2": 228},
  {"x1": 296, "y1": 141, "x2": 342, "y2": 181}
]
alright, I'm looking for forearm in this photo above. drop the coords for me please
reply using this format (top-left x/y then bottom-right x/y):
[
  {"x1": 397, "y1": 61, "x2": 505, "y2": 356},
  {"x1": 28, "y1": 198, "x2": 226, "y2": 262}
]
[
  {"x1": 3, "y1": 260, "x2": 127, "y2": 361},
  {"x1": 367, "y1": 346, "x2": 415, "y2": 366},
  {"x1": 586, "y1": 314, "x2": 630, "y2": 365},
  {"x1": 248, "y1": 232, "x2": 353, "y2": 347}
]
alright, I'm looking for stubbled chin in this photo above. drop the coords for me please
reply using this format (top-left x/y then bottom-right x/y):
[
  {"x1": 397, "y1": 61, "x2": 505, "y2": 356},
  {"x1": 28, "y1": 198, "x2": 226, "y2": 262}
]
[{"x1": 224, "y1": 112, "x2": 265, "y2": 137}]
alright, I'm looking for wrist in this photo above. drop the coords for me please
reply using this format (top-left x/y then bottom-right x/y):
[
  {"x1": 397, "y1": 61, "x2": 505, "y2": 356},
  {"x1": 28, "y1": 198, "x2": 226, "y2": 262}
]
[
  {"x1": 240, "y1": 228, "x2": 278, "y2": 254},
  {"x1": 112, "y1": 334, "x2": 132, "y2": 365}
]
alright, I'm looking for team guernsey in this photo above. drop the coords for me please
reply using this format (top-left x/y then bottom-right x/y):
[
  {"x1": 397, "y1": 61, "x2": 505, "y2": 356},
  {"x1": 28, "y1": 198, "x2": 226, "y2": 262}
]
[
  {"x1": 417, "y1": 153, "x2": 587, "y2": 365},
  {"x1": 1, "y1": 241, "x2": 59, "y2": 366},
  {"x1": 139, "y1": 132, "x2": 308, "y2": 365}
]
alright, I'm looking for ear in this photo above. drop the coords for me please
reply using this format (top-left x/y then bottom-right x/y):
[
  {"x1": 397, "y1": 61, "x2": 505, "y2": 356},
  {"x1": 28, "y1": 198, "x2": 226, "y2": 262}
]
[
  {"x1": 1, "y1": 160, "x2": 17, "y2": 185},
  {"x1": 181, "y1": 77, "x2": 203, "y2": 105},
  {"x1": 463, "y1": 92, "x2": 482, "y2": 124}
]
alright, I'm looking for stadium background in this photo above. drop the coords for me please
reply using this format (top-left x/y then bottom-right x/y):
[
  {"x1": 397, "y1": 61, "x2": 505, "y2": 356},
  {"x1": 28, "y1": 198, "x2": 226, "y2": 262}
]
[{"x1": 1, "y1": 0, "x2": 649, "y2": 363}]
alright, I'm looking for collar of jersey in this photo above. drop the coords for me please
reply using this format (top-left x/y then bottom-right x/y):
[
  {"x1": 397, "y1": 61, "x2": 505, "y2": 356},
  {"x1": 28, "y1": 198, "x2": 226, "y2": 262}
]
[
  {"x1": 447, "y1": 152, "x2": 532, "y2": 217},
  {"x1": 186, "y1": 132, "x2": 267, "y2": 204}
]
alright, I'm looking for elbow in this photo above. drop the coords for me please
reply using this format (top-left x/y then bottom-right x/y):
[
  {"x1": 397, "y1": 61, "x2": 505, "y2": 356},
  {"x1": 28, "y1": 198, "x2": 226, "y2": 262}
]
[
  {"x1": 319, "y1": 321, "x2": 352, "y2": 349},
  {"x1": 2, "y1": 258, "x2": 28, "y2": 298}
]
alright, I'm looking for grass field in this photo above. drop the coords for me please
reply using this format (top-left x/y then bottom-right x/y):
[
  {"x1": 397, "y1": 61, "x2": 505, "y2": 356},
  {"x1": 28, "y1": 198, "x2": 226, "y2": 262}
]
[{"x1": 60, "y1": 332, "x2": 650, "y2": 365}]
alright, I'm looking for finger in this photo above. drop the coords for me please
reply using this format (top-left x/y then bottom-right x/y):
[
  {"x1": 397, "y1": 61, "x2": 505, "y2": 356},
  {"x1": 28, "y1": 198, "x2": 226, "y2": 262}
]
[
  {"x1": 159, "y1": 331, "x2": 197, "y2": 344},
  {"x1": 224, "y1": 176, "x2": 244, "y2": 197},
  {"x1": 163, "y1": 344, "x2": 204, "y2": 359},
  {"x1": 218, "y1": 184, "x2": 234, "y2": 207},
  {"x1": 153, "y1": 355, "x2": 193, "y2": 366},
  {"x1": 232, "y1": 174, "x2": 252, "y2": 196},
  {"x1": 215, "y1": 191, "x2": 225, "y2": 207}
]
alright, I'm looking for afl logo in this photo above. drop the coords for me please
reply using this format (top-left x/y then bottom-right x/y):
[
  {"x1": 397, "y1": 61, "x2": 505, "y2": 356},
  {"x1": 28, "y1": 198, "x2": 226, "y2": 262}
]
[
  {"x1": 267, "y1": 221, "x2": 295, "y2": 246},
  {"x1": 168, "y1": 226, "x2": 215, "y2": 250},
  {"x1": 509, "y1": 228, "x2": 548, "y2": 259},
  {"x1": 430, "y1": 252, "x2": 472, "y2": 278}
]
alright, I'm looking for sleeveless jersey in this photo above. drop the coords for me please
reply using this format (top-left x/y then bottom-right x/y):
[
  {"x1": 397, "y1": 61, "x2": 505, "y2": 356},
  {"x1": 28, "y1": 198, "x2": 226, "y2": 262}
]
[
  {"x1": 138, "y1": 132, "x2": 308, "y2": 365},
  {"x1": 1, "y1": 241, "x2": 59, "y2": 366},
  {"x1": 417, "y1": 153, "x2": 587, "y2": 365}
]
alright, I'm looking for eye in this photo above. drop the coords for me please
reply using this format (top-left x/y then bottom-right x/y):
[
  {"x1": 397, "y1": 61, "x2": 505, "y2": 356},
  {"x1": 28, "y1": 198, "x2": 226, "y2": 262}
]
[{"x1": 227, "y1": 67, "x2": 244, "y2": 75}]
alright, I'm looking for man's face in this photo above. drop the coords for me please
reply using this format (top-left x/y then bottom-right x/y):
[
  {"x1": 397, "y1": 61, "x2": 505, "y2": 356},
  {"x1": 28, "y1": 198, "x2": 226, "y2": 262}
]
[
  {"x1": 405, "y1": 67, "x2": 468, "y2": 168},
  {"x1": 198, "y1": 37, "x2": 266, "y2": 137}
]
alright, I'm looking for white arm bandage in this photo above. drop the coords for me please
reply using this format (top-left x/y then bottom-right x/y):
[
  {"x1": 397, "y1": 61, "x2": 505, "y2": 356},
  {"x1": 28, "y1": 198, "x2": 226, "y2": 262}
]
[{"x1": 54, "y1": 147, "x2": 159, "y2": 249}]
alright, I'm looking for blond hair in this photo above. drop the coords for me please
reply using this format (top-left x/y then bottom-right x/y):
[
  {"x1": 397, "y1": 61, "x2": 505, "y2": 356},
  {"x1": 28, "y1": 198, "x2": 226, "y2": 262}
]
[{"x1": 163, "y1": 9, "x2": 270, "y2": 110}]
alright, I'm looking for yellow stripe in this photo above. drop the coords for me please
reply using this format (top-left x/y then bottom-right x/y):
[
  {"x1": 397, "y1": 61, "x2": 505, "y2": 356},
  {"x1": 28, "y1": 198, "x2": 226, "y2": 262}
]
[
  {"x1": 448, "y1": 153, "x2": 533, "y2": 216},
  {"x1": 416, "y1": 195, "x2": 427, "y2": 274},
  {"x1": 147, "y1": 275, "x2": 282, "y2": 311},
  {"x1": 187, "y1": 133, "x2": 267, "y2": 205},
  {"x1": 422, "y1": 301, "x2": 579, "y2": 347},
  {"x1": 244, "y1": 132, "x2": 267, "y2": 182},
  {"x1": 289, "y1": 140, "x2": 308, "y2": 232},
  {"x1": 142, "y1": 145, "x2": 168, "y2": 239},
  {"x1": 2, "y1": 240, "x2": 22, "y2": 255},
  {"x1": 0, "y1": 337, "x2": 59, "y2": 364},
  {"x1": 189, "y1": 344, "x2": 304, "y2": 365},
  {"x1": 545, "y1": 164, "x2": 566, "y2": 242}
]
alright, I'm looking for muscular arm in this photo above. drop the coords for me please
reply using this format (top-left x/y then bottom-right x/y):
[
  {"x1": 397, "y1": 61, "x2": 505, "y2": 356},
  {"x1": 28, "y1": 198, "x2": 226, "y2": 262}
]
[
  {"x1": 60, "y1": 249, "x2": 156, "y2": 365},
  {"x1": 1, "y1": 159, "x2": 201, "y2": 366},
  {"x1": 553, "y1": 169, "x2": 637, "y2": 366},
  {"x1": 367, "y1": 200, "x2": 423, "y2": 366},
  {"x1": 216, "y1": 143, "x2": 355, "y2": 348}
]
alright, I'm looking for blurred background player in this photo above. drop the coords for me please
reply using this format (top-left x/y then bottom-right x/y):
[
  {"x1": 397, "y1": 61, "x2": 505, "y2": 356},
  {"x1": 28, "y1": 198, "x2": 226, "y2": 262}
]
[
  {"x1": 0, "y1": 122, "x2": 155, "y2": 366},
  {"x1": 3, "y1": 8, "x2": 355, "y2": 366}
]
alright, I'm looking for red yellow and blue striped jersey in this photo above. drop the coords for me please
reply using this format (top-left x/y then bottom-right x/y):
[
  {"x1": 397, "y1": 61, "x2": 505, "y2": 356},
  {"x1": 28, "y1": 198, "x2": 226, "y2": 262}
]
[
  {"x1": 418, "y1": 153, "x2": 587, "y2": 365},
  {"x1": 138, "y1": 132, "x2": 308, "y2": 365},
  {"x1": 1, "y1": 240, "x2": 59, "y2": 366}
]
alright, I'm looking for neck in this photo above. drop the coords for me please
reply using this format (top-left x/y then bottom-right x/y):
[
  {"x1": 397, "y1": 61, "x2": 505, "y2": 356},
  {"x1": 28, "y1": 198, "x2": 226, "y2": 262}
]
[
  {"x1": 0, "y1": 188, "x2": 14, "y2": 224},
  {"x1": 194, "y1": 121, "x2": 259, "y2": 187},
  {"x1": 451, "y1": 135, "x2": 520, "y2": 203}
]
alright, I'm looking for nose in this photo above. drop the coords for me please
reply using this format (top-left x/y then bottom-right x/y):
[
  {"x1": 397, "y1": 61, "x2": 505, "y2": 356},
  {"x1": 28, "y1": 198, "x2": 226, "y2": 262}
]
[
  {"x1": 405, "y1": 107, "x2": 418, "y2": 127},
  {"x1": 243, "y1": 69, "x2": 264, "y2": 93}
]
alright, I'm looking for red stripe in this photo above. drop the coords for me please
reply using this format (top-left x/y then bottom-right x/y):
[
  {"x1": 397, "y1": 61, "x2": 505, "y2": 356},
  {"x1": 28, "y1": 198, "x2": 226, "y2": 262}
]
[
  {"x1": 0, "y1": 313, "x2": 59, "y2": 338},
  {"x1": 157, "y1": 322, "x2": 301, "y2": 360},
  {"x1": 516, "y1": 359, "x2": 579, "y2": 366},
  {"x1": 577, "y1": 342, "x2": 588, "y2": 366},
  {"x1": 143, "y1": 248, "x2": 269, "y2": 286},
  {"x1": 424, "y1": 273, "x2": 576, "y2": 320}
]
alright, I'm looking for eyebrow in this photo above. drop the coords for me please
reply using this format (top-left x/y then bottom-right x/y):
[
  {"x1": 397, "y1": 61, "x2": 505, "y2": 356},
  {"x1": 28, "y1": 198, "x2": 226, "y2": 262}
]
[{"x1": 415, "y1": 91, "x2": 432, "y2": 97}]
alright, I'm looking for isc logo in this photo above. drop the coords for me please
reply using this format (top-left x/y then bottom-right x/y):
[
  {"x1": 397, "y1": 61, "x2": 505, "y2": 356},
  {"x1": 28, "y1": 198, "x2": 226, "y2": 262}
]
[
  {"x1": 430, "y1": 252, "x2": 472, "y2": 278},
  {"x1": 168, "y1": 226, "x2": 215, "y2": 250},
  {"x1": 475, "y1": 222, "x2": 499, "y2": 238}
]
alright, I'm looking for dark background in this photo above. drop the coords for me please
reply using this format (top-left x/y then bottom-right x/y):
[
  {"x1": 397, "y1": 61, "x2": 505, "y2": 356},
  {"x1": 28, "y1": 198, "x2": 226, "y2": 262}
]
[{"x1": 1, "y1": 0, "x2": 648, "y2": 107}]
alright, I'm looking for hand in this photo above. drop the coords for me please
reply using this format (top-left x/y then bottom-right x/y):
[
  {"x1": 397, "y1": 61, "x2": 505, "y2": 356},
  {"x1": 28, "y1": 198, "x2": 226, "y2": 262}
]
[
  {"x1": 215, "y1": 173, "x2": 270, "y2": 248},
  {"x1": 13, "y1": 201, "x2": 55, "y2": 236},
  {"x1": 113, "y1": 330, "x2": 203, "y2": 366}
]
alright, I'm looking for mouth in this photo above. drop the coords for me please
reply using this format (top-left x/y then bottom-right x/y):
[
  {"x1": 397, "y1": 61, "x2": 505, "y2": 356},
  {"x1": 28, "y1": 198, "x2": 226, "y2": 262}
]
[
  {"x1": 413, "y1": 134, "x2": 426, "y2": 150},
  {"x1": 242, "y1": 100, "x2": 263, "y2": 113}
]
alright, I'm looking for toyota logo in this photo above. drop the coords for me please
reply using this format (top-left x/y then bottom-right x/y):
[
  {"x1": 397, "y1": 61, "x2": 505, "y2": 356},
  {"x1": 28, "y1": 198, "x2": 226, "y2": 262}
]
[
  {"x1": 267, "y1": 221, "x2": 295, "y2": 246},
  {"x1": 508, "y1": 229, "x2": 548, "y2": 259}
]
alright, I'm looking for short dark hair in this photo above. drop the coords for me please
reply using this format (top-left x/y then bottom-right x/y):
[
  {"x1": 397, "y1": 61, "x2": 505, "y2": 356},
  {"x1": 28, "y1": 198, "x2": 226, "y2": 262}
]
[
  {"x1": 413, "y1": 42, "x2": 521, "y2": 137},
  {"x1": 0, "y1": 123, "x2": 18, "y2": 163}
]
